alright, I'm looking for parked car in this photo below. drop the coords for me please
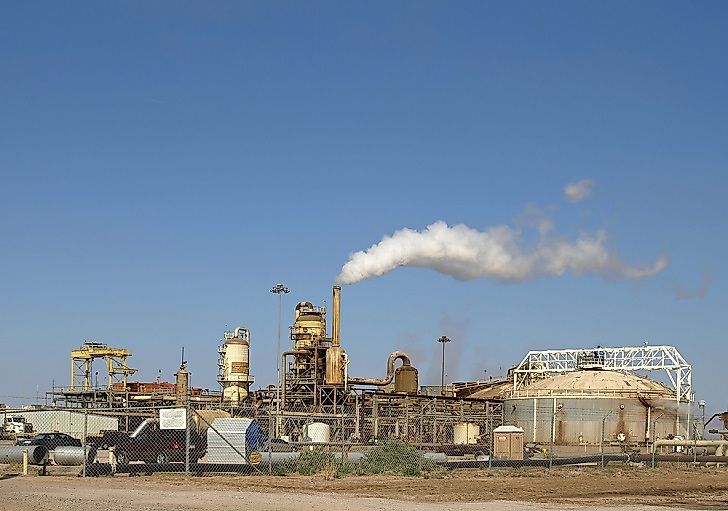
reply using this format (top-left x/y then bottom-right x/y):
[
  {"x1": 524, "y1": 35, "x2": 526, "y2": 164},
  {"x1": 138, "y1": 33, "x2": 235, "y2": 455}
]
[
  {"x1": 113, "y1": 428, "x2": 206, "y2": 465},
  {"x1": 16, "y1": 432, "x2": 81, "y2": 450}
]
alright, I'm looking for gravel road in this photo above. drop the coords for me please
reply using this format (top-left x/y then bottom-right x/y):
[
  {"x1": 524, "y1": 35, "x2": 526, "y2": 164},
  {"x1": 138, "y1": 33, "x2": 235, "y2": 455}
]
[{"x1": 0, "y1": 468, "x2": 725, "y2": 511}]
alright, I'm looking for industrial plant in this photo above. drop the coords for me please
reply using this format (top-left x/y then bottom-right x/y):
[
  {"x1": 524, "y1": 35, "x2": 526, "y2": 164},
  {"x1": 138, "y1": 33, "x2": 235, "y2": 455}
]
[{"x1": 3, "y1": 284, "x2": 707, "y2": 473}]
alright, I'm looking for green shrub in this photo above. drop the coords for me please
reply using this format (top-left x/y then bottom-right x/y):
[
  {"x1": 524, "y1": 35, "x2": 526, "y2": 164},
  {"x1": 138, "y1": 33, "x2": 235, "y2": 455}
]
[
  {"x1": 358, "y1": 439, "x2": 438, "y2": 476},
  {"x1": 272, "y1": 441, "x2": 442, "y2": 478},
  {"x1": 274, "y1": 449, "x2": 336, "y2": 476}
]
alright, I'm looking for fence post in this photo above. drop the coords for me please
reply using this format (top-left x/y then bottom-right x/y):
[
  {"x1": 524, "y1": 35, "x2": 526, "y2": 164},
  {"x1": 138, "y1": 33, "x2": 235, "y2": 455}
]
[
  {"x1": 601, "y1": 415, "x2": 605, "y2": 469},
  {"x1": 488, "y1": 429, "x2": 493, "y2": 469},
  {"x1": 548, "y1": 440, "x2": 553, "y2": 469},
  {"x1": 82, "y1": 410, "x2": 88, "y2": 477},
  {"x1": 693, "y1": 422, "x2": 698, "y2": 466},
  {"x1": 268, "y1": 412, "x2": 273, "y2": 475},
  {"x1": 340, "y1": 412, "x2": 345, "y2": 463},
  {"x1": 549, "y1": 399, "x2": 556, "y2": 469},
  {"x1": 185, "y1": 403, "x2": 191, "y2": 475}
]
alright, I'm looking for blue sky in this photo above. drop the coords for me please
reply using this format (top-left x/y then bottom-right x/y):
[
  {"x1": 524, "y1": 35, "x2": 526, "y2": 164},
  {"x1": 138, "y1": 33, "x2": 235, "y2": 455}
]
[{"x1": 1, "y1": 2, "x2": 726, "y2": 411}]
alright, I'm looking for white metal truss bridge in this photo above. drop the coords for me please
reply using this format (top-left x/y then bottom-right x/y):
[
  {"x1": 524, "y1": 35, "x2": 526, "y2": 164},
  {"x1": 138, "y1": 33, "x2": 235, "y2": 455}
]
[{"x1": 512, "y1": 345, "x2": 692, "y2": 403}]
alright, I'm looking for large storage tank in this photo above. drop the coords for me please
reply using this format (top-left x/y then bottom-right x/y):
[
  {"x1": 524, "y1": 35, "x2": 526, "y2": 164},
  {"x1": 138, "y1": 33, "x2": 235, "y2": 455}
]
[
  {"x1": 218, "y1": 326, "x2": 253, "y2": 405},
  {"x1": 504, "y1": 370, "x2": 693, "y2": 450},
  {"x1": 453, "y1": 422, "x2": 480, "y2": 445},
  {"x1": 305, "y1": 422, "x2": 331, "y2": 443}
]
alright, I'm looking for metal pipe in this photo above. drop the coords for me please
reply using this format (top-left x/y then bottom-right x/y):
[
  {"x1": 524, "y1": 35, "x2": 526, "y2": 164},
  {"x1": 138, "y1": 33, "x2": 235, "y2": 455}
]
[
  {"x1": 343, "y1": 352, "x2": 349, "y2": 389},
  {"x1": 332, "y1": 286, "x2": 341, "y2": 347},
  {"x1": 0, "y1": 446, "x2": 48, "y2": 465},
  {"x1": 280, "y1": 351, "x2": 307, "y2": 409},
  {"x1": 633, "y1": 453, "x2": 728, "y2": 463},
  {"x1": 653, "y1": 439, "x2": 728, "y2": 449},
  {"x1": 53, "y1": 446, "x2": 93, "y2": 466},
  {"x1": 349, "y1": 351, "x2": 412, "y2": 386},
  {"x1": 652, "y1": 439, "x2": 728, "y2": 458},
  {"x1": 646, "y1": 405, "x2": 651, "y2": 442},
  {"x1": 448, "y1": 454, "x2": 628, "y2": 469},
  {"x1": 130, "y1": 418, "x2": 158, "y2": 438}
]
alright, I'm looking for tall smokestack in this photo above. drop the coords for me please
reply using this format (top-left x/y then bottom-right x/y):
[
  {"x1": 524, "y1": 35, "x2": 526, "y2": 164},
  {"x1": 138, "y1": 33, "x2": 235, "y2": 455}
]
[
  {"x1": 326, "y1": 285, "x2": 345, "y2": 385},
  {"x1": 332, "y1": 285, "x2": 341, "y2": 347}
]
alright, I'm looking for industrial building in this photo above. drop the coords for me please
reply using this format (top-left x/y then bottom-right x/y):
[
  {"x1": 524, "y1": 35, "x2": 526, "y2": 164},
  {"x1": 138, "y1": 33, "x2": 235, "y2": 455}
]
[
  {"x1": 37, "y1": 285, "x2": 698, "y2": 456},
  {"x1": 458, "y1": 345, "x2": 695, "y2": 453},
  {"x1": 0, "y1": 409, "x2": 118, "y2": 438}
]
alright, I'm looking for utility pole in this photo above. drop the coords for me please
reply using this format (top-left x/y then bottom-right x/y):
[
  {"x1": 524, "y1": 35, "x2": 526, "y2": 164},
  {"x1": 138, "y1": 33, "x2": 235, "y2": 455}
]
[
  {"x1": 437, "y1": 336, "x2": 451, "y2": 396},
  {"x1": 270, "y1": 283, "x2": 290, "y2": 435}
]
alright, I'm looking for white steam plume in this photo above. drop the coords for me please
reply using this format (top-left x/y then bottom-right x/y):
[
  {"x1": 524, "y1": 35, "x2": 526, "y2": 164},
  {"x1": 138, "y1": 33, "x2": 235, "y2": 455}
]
[
  {"x1": 336, "y1": 221, "x2": 667, "y2": 285},
  {"x1": 564, "y1": 179, "x2": 596, "y2": 202}
]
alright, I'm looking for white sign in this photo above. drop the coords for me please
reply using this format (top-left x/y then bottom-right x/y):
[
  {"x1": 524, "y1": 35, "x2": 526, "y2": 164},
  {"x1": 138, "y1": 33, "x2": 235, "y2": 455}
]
[{"x1": 159, "y1": 408, "x2": 187, "y2": 430}]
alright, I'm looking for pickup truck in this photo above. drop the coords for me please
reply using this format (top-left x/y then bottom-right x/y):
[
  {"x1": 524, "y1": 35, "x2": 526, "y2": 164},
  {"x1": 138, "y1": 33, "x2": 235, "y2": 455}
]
[{"x1": 113, "y1": 426, "x2": 206, "y2": 465}]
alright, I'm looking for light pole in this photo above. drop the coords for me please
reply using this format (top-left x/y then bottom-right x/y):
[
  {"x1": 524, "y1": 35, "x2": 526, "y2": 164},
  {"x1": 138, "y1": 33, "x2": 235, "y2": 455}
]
[
  {"x1": 271, "y1": 283, "x2": 290, "y2": 433},
  {"x1": 437, "y1": 336, "x2": 451, "y2": 396}
]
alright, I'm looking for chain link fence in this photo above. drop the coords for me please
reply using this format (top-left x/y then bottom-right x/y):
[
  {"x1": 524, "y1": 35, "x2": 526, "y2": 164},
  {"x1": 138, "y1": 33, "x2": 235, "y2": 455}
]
[{"x1": 0, "y1": 403, "x2": 719, "y2": 477}]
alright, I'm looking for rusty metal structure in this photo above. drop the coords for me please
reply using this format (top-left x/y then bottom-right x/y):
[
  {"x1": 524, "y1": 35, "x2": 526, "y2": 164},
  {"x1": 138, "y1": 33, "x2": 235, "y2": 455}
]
[
  {"x1": 49, "y1": 343, "x2": 216, "y2": 408},
  {"x1": 46, "y1": 286, "x2": 705, "y2": 457},
  {"x1": 280, "y1": 286, "x2": 426, "y2": 412},
  {"x1": 280, "y1": 286, "x2": 422, "y2": 412},
  {"x1": 273, "y1": 285, "x2": 502, "y2": 446}
]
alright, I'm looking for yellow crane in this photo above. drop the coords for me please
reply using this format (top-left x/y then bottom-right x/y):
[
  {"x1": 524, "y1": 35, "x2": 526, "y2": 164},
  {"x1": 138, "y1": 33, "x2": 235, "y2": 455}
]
[{"x1": 70, "y1": 341, "x2": 137, "y2": 390}]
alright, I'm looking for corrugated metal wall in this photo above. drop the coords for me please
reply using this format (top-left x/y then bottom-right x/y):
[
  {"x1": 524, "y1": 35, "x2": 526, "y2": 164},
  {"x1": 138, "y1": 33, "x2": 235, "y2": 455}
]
[
  {"x1": 504, "y1": 397, "x2": 692, "y2": 445},
  {"x1": 2, "y1": 410, "x2": 118, "y2": 438}
]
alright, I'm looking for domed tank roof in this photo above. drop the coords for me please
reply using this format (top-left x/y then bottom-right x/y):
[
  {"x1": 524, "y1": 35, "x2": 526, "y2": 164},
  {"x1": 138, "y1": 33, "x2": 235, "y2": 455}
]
[{"x1": 524, "y1": 369, "x2": 675, "y2": 397}]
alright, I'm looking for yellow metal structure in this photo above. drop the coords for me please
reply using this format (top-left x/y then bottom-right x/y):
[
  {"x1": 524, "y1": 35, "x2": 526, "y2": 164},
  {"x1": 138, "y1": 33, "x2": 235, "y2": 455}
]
[
  {"x1": 70, "y1": 341, "x2": 137, "y2": 390},
  {"x1": 218, "y1": 326, "x2": 253, "y2": 405},
  {"x1": 292, "y1": 301, "x2": 327, "y2": 350}
]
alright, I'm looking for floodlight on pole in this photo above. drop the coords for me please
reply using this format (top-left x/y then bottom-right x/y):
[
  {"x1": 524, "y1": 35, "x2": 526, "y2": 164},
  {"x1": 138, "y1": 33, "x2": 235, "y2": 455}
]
[
  {"x1": 271, "y1": 283, "x2": 290, "y2": 428},
  {"x1": 437, "y1": 335, "x2": 451, "y2": 396}
]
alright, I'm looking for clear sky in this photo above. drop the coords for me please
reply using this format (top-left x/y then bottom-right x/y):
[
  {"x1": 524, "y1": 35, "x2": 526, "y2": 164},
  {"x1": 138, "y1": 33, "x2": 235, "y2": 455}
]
[{"x1": 1, "y1": 2, "x2": 726, "y2": 412}]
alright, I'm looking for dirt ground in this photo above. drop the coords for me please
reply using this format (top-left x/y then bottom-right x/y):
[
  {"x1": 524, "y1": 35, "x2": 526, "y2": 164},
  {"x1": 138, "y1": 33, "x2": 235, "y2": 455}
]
[{"x1": 1, "y1": 467, "x2": 728, "y2": 511}]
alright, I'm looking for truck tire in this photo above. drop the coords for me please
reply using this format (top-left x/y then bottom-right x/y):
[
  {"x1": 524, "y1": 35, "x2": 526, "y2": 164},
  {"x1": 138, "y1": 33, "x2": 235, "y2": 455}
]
[{"x1": 115, "y1": 451, "x2": 129, "y2": 465}]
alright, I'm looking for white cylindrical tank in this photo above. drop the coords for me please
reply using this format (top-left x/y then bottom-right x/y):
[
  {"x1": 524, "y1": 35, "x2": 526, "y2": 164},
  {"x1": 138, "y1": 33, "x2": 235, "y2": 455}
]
[
  {"x1": 306, "y1": 422, "x2": 331, "y2": 443},
  {"x1": 218, "y1": 326, "x2": 253, "y2": 405},
  {"x1": 454, "y1": 423, "x2": 480, "y2": 445}
]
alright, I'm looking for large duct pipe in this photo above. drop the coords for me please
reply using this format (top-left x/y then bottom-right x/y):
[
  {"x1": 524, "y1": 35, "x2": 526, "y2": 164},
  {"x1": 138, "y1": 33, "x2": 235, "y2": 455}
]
[
  {"x1": 53, "y1": 446, "x2": 94, "y2": 466},
  {"x1": 349, "y1": 351, "x2": 412, "y2": 386},
  {"x1": 332, "y1": 286, "x2": 341, "y2": 347},
  {"x1": 0, "y1": 445, "x2": 48, "y2": 465}
]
